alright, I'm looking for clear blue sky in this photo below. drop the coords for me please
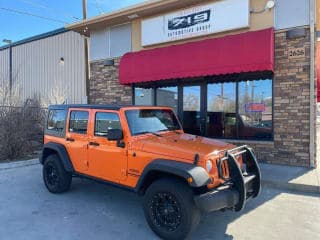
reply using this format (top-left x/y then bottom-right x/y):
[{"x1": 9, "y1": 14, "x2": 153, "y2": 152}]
[{"x1": 0, "y1": 0, "x2": 146, "y2": 47}]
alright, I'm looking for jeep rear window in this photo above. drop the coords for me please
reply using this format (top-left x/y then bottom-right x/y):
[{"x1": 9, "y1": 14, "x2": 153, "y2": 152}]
[
  {"x1": 125, "y1": 109, "x2": 181, "y2": 136},
  {"x1": 69, "y1": 111, "x2": 89, "y2": 134},
  {"x1": 47, "y1": 109, "x2": 66, "y2": 132}
]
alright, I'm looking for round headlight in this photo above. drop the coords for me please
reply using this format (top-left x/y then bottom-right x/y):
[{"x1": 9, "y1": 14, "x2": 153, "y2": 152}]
[{"x1": 206, "y1": 160, "x2": 213, "y2": 173}]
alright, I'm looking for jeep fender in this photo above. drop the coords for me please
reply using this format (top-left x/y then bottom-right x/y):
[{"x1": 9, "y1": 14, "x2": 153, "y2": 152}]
[
  {"x1": 135, "y1": 159, "x2": 211, "y2": 192},
  {"x1": 40, "y1": 142, "x2": 74, "y2": 172}
]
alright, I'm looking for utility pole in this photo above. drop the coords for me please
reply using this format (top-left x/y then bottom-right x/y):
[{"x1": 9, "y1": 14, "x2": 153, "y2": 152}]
[{"x1": 82, "y1": 0, "x2": 90, "y2": 104}]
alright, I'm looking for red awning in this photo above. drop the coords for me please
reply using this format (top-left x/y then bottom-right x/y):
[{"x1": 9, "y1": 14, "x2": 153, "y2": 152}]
[{"x1": 119, "y1": 28, "x2": 274, "y2": 85}]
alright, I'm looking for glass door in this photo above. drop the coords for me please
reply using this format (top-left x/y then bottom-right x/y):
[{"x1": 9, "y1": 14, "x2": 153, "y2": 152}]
[
  {"x1": 206, "y1": 82, "x2": 236, "y2": 139},
  {"x1": 182, "y1": 85, "x2": 204, "y2": 135}
]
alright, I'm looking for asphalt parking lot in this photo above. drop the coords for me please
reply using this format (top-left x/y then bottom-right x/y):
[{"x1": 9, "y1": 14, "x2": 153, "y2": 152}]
[{"x1": 0, "y1": 164, "x2": 319, "y2": 240}]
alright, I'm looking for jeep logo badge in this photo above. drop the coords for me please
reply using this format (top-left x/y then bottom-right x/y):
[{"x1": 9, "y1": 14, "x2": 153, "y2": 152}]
[{"x1": 168, "y1": 10, "x2": 211, "y2": 30}]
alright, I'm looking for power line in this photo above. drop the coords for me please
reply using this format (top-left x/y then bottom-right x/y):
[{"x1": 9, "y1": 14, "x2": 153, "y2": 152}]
[
  {"x1": 17, "y1": 0, "x2": 80, "y2": 20},
  {"x1": 0, "y1": 7, "x2": 69, "y2": 24},
  {"x1": 92, "y1": 0, "x2": 105, "y2": 14}
]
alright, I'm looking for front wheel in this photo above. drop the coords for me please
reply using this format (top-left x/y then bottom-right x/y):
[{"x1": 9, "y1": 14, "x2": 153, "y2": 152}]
[{"x1": 143, "y1": 178, "x2": 200, "y2": 240}]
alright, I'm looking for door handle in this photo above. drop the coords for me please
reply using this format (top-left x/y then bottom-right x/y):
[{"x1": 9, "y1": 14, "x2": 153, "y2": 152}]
[
  {"x1": 89, "y1": 142, "x2": 100, "y2": 146},
  {"x1": 66, "y1": 138, "x2": 75, "y2": 142}
]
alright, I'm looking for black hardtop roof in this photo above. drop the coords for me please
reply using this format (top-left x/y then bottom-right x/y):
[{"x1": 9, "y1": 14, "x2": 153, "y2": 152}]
[
  {"x1": 48, "y1": 104, "x2": 171, "y2": 110},
  {"x1": 48, "y1": 104, "x2": 122, "y2": 110}
]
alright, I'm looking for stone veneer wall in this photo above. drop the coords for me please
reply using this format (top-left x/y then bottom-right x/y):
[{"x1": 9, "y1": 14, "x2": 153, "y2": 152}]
[
  {"x1": 89, "y1": 28, "x2": 316, "y2": 167},
  {"x1": 229, "y1": 27, "x2": 316, "y2": 167},
  {"x1": 89, "y1": 58, "x2": 132, "y2": 105}
]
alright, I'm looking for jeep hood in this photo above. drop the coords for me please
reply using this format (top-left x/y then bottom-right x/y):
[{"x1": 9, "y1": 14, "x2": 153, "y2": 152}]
[{"x1": 137, "y1": 133, "x2": 235, "y2": 162}]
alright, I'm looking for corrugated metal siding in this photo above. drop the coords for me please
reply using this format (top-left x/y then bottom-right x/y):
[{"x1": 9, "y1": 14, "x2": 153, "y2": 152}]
[
  {"x1": 90, "y1": 28, "x2": 110, "y2": 61},
  {"x1": 90, "y1": 23, "x2": 132, "y2": 61},
  {"x1": 0, "y1": 31, "x2": 86, "y2": 105},
  {"x1": 0, "y1": 48, "x2": 9, "y2": 89},
  {"x1": 275, "y1": 0, "x2": 310, "y2": 30}
]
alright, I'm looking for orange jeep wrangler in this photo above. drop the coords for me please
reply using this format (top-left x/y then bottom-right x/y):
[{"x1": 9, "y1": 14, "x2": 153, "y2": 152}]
[{"x1": 40, "y1": 104, "x2": 261, "y2": 240}]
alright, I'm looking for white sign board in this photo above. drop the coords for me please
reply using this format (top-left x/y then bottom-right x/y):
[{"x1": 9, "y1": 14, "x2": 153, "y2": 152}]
[{"x1": 141, "y1": 0, "x2": 250, "y2": 46}]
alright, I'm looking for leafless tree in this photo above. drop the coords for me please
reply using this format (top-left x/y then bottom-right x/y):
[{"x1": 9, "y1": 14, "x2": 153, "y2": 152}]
[{"x1": 0, "y1": 82, "x2": 45, "y2": 161}]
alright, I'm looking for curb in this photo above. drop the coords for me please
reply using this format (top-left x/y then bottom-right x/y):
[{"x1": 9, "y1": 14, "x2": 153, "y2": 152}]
[
  {"x1": 0, "y1": 159, "x2": 39, "y2": 170},
  {"x1": 261, "y1": 180, "x2": 320, "y2": 195}
]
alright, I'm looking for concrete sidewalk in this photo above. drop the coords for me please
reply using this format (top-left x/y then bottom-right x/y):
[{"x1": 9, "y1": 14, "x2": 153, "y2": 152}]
[
  {"x1": 1, "y1": 159, "x2": 319, "y2": 194},
  {"x1": 0, "y1": 158, "x2": 39, "y2": 170},
  {"x1": 260, "y1": 163, "x2": 320, "y2": 194}
]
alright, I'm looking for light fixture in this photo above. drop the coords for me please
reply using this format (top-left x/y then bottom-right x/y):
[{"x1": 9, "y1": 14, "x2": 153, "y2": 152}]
[
  {"x1": 265, "y1": 0, "x2": 275, "y2": 10},
  {"x1": 2, "y1": 39, "x2": 12, "y2": 44},
  {"x1": 104, "y1": 59, "x2": 114, "y2": 66},
  {"x1": 128, "y1": 14, "x2": 139, "y2": 19},
  {"x1": 250, "y1": 0, "x2": 275, "y2": 13}
]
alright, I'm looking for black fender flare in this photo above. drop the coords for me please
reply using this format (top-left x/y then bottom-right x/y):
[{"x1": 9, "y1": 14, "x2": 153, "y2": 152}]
[
  {"x1": 39, "y1": 142, "x2": 74, "y2": 172},
  {"x1": 135, "y1": 159, "x2": 211, "y2": 192}
]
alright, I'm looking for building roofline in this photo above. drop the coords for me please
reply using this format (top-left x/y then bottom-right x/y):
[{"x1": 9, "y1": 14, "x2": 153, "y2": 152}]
[
  {"x1": 0, "y1": 27, "x2": 68, "y2": 51},
  {"x1": 66, "y1": 0, "x2": 209, "y2": 34},
  {"x1": 66, "y1": 0, "x2": 164, "y2": 30}
]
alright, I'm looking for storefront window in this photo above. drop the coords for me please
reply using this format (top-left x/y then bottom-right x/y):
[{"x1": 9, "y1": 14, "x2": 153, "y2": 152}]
[
  {"x1": 134, "y1": 88, "x2": 154, "y2": 105},
  {"x1": 133, "y1": 78, "x2": 273, "y2": 141},
  {"x1": 206, "y1": 83, "x2": 236, "y2": 138},
  {"x1": 156, "y1": 87, "x2": 178, "y2": 113},
  {"x1": 238, "y1": 80, "x2": 273, "y2": 140},
  {"x1": 183, "y1": 86, "x2": 201, "y2": 135}
]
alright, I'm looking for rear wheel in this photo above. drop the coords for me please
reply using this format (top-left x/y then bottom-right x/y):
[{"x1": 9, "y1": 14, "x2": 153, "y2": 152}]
[
  {"x1": 43, "y1": 154, "x2": 72, "y2": 193},
  {"x1": 143, "y1": 178, "x2": 200, "y2": 240}
]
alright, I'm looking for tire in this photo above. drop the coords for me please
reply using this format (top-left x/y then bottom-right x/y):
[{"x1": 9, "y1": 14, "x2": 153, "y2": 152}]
[
  {"x1": 143, "y1": 178, "x2": 200, "y2": 240},
  {"x1": 43, "y1": 154, "x2": 72, "y2": 193}
]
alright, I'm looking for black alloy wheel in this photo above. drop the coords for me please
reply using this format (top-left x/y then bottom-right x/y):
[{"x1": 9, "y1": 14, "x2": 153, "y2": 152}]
[
  {"x1": 143, "y1": 178, "x2": 200, "y2": 240},
  {"x1": 43, "y1": 154, "x2": 72, "y2": 193},
  {"x1": 151, "y1": 192, "x2": 182, "y2": 232}
]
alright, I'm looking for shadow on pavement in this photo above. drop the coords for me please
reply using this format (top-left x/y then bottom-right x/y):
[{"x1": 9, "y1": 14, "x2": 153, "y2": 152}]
[{"x1": 67, "y1": 174, "x2": 319, "y2": 240}]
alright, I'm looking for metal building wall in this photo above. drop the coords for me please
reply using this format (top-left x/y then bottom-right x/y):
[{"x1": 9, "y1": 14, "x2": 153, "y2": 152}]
[
  {"x1": 0, "y1": 31, "x2": 86, "y2": 105},
  {"x1": 0, "y1": 48, "x2": 9, "y2": 89}
]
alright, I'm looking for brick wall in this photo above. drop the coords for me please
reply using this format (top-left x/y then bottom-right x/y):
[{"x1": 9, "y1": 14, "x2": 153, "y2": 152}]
[
  {"x1": 229, "y1": 28, "x2": 315, "y2": 167},
  {"x1": 89, "y1": 58, "x2": 132, "y2": 105},
  {"x1": 89, "y1": 28, "x2": 316, "y2": 167}
]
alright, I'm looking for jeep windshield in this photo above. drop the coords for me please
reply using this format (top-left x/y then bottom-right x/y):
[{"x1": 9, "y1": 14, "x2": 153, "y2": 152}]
[{"x1": 125, "y1": 109, "x2": 182, "y2": 136}]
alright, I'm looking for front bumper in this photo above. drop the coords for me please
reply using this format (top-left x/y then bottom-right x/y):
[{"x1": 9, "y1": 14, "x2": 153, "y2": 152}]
[{"x1": 194, "y1": 145, "x2": 261, "y2": 212}]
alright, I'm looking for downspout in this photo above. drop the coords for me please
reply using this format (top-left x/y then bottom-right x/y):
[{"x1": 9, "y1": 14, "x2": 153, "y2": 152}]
[{"x1": 309, "y1": 0, "x2": 316, "y2": 167}]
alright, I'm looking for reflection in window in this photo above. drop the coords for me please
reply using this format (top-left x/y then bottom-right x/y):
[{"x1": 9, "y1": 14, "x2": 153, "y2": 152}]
[
  {"x1": 47, "y1": 109, "x2": 66, "y2": 132},
  {"x1": 69, "y1": 111, "x2": 89, "y2": 134},
  {"x1": 95, "y1": 112, "x2": 121, "y2": 137},
  {"x1": 156, "y1": 87, "x2": 178, "y2": 113},
  {"x1": 238, "y1": 80, "x2": 273, "y2": 139},
  {"x1": 134, "y1": 88, "x2": 154, "y2": 105},
  {"x1": 125, "y1": 109, "x2": 181, "y2": 136},
  {"x1": 183, "y1": 86, "x2": 201, "y2": 135},
  {"x1": 206, "y1": 83, "x2": 236, "y2": 138},
  {"x1": 183, "y1": 86, "x2": 200, "y2": 111}
]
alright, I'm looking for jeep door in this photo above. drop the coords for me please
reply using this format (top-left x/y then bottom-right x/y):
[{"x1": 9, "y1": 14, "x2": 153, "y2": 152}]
[
  {"x1": 88, "y1": 110, "x2": 127, "y2": 182},
  {"x1": 65, "y1": 109, "x2": 90, "y2": 173}
]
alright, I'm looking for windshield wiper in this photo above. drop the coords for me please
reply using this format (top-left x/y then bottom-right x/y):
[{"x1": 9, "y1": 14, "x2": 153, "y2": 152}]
[
  {"x1": 158, "y1": 129, "x2": 182, "y2": 135},
  {"x1": 136, "y1": 131, "x2": 163, "y2": 137}
]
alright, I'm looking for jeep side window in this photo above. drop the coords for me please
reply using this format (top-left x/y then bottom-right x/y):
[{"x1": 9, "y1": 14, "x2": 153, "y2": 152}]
[
  {"x1": 47, "y1": 109, "x2": 66, "y2": 132},
  {"x1": 69, "y1": 111, "x2": 89, "y2": 134},
  {"x1": 94, "y1": 112, "x2": 121, "y2": 137}
]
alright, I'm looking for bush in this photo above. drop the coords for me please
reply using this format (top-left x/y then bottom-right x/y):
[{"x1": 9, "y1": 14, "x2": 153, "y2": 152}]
[{"x1": 0, "y1": 98, "x2": 46, "y2": 161}]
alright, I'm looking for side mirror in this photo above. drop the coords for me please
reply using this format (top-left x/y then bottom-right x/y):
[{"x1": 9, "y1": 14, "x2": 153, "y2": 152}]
[{"x1": 107, "y1": 129, "x2": 123, "y2": 141}]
